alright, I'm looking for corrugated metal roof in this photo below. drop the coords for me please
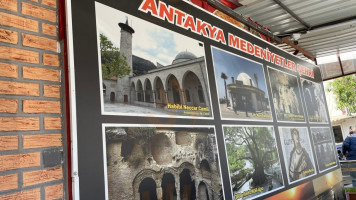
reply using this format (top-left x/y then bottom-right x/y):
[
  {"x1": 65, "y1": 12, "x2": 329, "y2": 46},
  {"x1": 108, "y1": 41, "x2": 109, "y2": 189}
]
[{"x1": 232, "y1": 0, "x2": 356, "y2": 60}]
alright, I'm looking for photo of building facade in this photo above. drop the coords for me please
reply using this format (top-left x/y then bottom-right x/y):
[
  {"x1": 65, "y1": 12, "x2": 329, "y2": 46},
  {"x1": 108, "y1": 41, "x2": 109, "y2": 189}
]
[
  {"x1": 104, "y1": 126, "x2": 223, "y2": 200},
  {"x1": 96, "y1": 3, "x2": 212, "y2": 118},
  {"x1": 211, "y1": 47, "x2": 272, "y2": 121}
]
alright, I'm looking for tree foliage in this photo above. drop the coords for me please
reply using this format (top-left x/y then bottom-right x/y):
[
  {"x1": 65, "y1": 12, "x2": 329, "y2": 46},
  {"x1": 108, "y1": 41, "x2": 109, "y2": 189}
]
[
  {"x1": 327, "y1": 75, "x2": 356, "y2": 115},
  {"x1": 226, "y1": 143, "x2": 245, "y2": 173},
  {"x1": 224, "y1": 127, "x2": 277, "y2": 186},
  {"x1": 100, "y1": 33, "x2": 131, "y2": 79}
]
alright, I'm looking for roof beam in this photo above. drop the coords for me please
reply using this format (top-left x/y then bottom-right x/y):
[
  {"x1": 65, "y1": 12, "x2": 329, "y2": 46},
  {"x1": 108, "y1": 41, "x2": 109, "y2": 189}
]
[
  {"x1": 279, "y1": 16, "x2": 356, "y2": 36},
  {"x1": 272, "y1": 0, "x2": 311, "y2": 30},
  {"x1": 206, "y1": 0, "x2": 283, "y2": 43},
  {"x1": 205, "y1": 0, "x2": 315, "y2": 61},
  {"x1": 282, "y1": 38, "x2": 315, "y2": 61}
]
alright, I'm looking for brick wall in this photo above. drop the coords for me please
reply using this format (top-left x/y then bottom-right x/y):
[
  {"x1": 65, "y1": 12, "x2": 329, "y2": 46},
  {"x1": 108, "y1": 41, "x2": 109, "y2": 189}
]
[{"x1": 0, "y1": 0, "x2": 66, "y2": 199}]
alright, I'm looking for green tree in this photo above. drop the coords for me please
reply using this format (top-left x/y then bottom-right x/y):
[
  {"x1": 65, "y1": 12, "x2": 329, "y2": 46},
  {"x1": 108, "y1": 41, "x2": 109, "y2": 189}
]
[
  {"x1": 224, "y1": 126, "x2": 277, "y2": 186},
  {"x1": 327, "y1": 75, "x2": 356, "y2": 115},
  {"x1": 100, "y1": 33, "x2": 131, "y2": 79},
  {"x1": 226, "y1": 143, "x2": 245, "y2": 173}
]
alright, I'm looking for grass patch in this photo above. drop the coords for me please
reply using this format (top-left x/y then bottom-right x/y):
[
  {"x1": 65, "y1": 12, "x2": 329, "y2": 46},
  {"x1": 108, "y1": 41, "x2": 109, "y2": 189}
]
[{"x1": 345, "y1": 188, "x2": 356, "y2": 193}]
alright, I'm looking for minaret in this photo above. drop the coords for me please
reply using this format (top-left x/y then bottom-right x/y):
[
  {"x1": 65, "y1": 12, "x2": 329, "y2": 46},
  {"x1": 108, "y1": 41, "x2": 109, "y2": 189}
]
[{"x1": 118, "y1": 19, "x2": 135, "y2": 76}]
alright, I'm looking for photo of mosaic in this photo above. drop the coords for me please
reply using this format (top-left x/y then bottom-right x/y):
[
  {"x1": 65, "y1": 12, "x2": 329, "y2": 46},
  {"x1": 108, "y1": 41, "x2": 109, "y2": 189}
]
[{"x1": 279, "y1": 127, "x2": 316, "y2": 183}]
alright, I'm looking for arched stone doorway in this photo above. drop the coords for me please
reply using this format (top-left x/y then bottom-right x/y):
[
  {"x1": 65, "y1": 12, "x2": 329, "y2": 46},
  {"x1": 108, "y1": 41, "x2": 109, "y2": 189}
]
[
  {"x1": 167, "y1": 75, "x2": 181, "y2": 104},
  {"x1": 198, "y1": 182, "x2": 209, "y2": 200},
  {"x1": 180, "y1": 169, "x2": 196, "y2": 200},
  {"x1": 154, "y1": 77, "x2": 166, "y2": 107},
  {"x1": 139, "y1": 177, "x2": 158, "y2": 200},
  {"x1": 162, "y1": 173, "x2": 177, "y2": 200},
  {"x1": 110, "y1": 92, "x2": 115, "y2": 103},
  {"x1": 183, "y1": 71, "x2": 205, "y2": 107},
  {"x1": 137, "y1": 80, "x2": 144, "y2": 102},
  {"x1": 145, "y1": 79, "x2": 153, "y2": 103}
]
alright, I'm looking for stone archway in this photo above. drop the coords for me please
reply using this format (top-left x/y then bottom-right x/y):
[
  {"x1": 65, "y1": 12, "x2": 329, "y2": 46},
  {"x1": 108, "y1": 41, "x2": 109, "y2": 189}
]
[
  {"x1": 162, "y1": 173, "x2": 177, "y2": 200},
  {"x1": 182, "y1": 71, "x2": 205, "y2": 106},
  {"x1": 144, "y1": 79, "x2": 153, "y2": 103},
  {"x1": 137, "y1": 80, "x2": 144, "y2": 102},
  {"x1": 154, "y1": 77, "x2": 166, "y2": 107},
  {"x1": 139, "y1": 177, "x2": 158, "y2": 200},
  {"x1": 110, "y1": 92, "x2": 115, "y2": 103},
  {"x1": 198, "y1": 182, "x2": 210, "y2": 200},
  {"x1": 180, "y1": 169, "x2": 196, "y2": 200},
  {"x1": 166, "y1": 74, "x2": 181, "y2": 104}
]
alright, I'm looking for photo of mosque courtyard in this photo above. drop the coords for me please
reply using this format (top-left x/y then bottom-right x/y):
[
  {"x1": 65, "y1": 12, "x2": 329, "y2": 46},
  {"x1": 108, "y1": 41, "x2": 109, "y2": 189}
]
[{"x1": 96, "y1": 3, "x2": 212, "y2": 118}]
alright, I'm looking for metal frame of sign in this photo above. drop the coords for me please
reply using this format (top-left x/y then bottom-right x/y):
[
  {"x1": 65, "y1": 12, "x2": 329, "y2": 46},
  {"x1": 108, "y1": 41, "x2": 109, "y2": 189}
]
[{"x1": 65, "y1": 0, "x2": 342, "y2": 199}]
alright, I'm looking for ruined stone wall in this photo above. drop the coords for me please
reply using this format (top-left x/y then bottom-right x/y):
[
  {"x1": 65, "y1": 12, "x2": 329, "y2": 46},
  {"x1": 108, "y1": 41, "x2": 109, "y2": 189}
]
[{"x1": 106, "y1": 128, "x2": 222, "y2": 200}]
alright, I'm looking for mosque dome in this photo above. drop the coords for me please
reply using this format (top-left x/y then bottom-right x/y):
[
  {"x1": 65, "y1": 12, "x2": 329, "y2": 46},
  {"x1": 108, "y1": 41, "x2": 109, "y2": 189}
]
[
  {"x1": 172, "y1": 51, "x2": 197, "y2": 64},
  {"x1": 237, "y1": 73, "x2": 256, "y2": 87}
]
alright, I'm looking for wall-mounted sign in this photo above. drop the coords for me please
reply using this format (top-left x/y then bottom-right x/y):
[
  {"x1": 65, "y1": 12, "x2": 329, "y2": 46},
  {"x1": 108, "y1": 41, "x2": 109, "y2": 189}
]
[{"x1": 67, "y1": 0, "x2": 344, "y2": 199}]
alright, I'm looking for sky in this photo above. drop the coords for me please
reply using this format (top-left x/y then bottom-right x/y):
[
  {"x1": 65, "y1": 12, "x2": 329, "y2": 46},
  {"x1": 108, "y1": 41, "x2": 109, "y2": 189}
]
[
  {"x1": 211, "y1": 47, "x2": 268, "y2": 98},
  {"x1": 95, "y1": 2, "x2": 204, "y2": 66}
]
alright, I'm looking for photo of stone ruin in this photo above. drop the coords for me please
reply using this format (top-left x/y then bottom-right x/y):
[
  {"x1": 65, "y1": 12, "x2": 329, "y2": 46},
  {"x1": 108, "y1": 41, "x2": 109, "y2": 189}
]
[
  {"x1": 301, "y1": 78, "x2": 328, "y2": 123},
  {"x1": 268, "y1": 67, "x2": 305, "y2": 122},
  {"x1": 104, "y1": 126, "x2": 224, "y2": 200}
]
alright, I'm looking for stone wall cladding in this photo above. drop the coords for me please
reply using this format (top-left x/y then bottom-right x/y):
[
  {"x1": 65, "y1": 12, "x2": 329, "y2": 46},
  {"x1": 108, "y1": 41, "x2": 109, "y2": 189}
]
[{"x1": 0, "y1": 0, "x2": 65, "y2": 199}]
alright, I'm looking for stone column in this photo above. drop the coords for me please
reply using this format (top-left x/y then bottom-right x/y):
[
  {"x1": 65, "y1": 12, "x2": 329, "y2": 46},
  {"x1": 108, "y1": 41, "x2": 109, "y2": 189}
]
[
  {"x1": 208, "y1": 188, "x2": 213, "y2": 200},
  {"x1": 143, "y1": 90, "x2": 146, "y2": 102},
  {"x1": 180, "y1": 90, "x2": 186, "y2": 105},
  {"x1": 165, "y1": 91, "x2": 169, "y2": 105},
  {"x1": 153, "y1": 90, "x2": 157, "y2": 108},
  {"x1": 175, "y1": 175, "x2": 180, "y2": 200},
  {"x1": 156, "y1": 180, "x2": 163, "y2": 200},
  {"x1": 229, "y1": 91, "x2": 233, "y2": 109},
  {"x1": 195, "y1": 180, "x2": 199, "y2": 200},
  {"x1": 130, "y1": 89, "x2": 135, "y2": 103}
]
